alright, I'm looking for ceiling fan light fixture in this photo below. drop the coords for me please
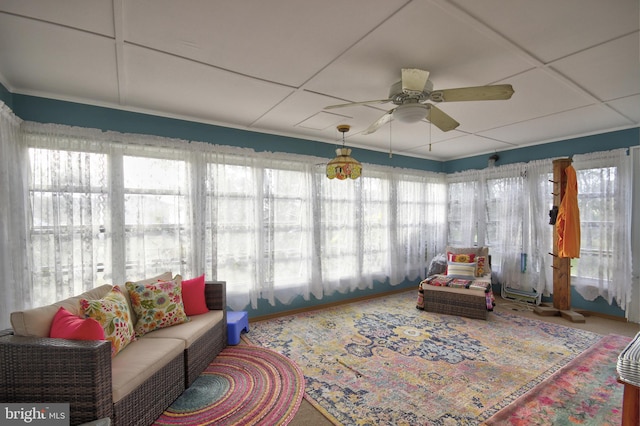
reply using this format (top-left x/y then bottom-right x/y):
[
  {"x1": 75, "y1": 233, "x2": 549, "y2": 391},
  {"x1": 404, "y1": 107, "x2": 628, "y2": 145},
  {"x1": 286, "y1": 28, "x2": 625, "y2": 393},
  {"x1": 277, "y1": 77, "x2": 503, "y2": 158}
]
[{"x1": 393, "y1": 103, "x2": 429, "y2": 123}]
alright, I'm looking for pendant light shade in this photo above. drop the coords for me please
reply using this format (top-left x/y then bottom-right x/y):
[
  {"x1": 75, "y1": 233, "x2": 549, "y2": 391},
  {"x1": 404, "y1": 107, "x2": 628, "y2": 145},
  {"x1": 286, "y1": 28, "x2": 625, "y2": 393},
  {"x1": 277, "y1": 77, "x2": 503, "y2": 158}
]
[
  {"x1": 326, "y1": 125, "x2": 362, "y2": 180},
  {"x1": 326, "y1": 147, "x2": 362, "y2": 180}
]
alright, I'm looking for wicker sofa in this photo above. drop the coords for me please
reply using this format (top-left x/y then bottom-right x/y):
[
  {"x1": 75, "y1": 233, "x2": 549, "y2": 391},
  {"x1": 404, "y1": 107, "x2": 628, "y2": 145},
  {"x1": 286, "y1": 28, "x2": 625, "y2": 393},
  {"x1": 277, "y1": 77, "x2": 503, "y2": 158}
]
[
  {"x1": 416, "y1": 246, "x2": 495, "y2": 320},
  {"x1": 0, "y1": 277, "x2": 227, "y2": 426}
]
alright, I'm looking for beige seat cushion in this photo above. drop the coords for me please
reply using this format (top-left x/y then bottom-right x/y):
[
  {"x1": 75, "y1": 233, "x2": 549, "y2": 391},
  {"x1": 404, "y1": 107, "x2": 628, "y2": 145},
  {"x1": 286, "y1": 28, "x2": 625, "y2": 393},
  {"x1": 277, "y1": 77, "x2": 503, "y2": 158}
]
[
  {"x1": 111, "y1": 337, "x2": 184, "y2": 403},
  {"x1": 423, "y1": 284, "x2": 487, "y2": 296},
  {"x1": 10, "y1": 285, "x2": 114, "y2": 337},
  {"x1": 143, "y1": 310, "x2": 224, "y2": 347}
]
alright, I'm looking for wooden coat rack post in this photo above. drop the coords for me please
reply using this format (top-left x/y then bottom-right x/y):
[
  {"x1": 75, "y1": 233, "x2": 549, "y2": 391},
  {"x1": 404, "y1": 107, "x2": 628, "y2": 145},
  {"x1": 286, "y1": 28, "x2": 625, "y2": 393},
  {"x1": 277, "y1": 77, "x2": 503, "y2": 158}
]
[{"x1": 534, "y1": 158, "x2": 585, "y2": 322}]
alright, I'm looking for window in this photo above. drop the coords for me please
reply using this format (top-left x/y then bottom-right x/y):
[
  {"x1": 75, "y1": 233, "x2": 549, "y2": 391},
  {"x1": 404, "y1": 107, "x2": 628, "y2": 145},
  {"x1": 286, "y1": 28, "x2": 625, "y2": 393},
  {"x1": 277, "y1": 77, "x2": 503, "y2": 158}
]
[
  {"x1": 396, "y1": 174, "x2": 446, "y2": 280},
  {"x1": 205, "y1": 161, "x2": 260, "y2": 299},
  {"x1": 572, "y1": 166, "x2": 617, "y2": 285},
  {"x1": 446, "y1": 180, "x2": 478, "y2": 247},
  {"x1": 21, "y1": 124, "x2": 449, "y2": 313},
  {"x1": 29, "y1": 147, "x2": 110, "y2": 305},
  {"x1": 361, "y1": 173, "x2": 391, "y2": 281},
  {"x1": 123, "y1": 155, "x2": 191, "y2": 280},
  {"x1": 263, "y1": 166, "x2": 313, "y2": 291},
  {"x1": 319, "y1": 175, "x2": 360, "y2": 292}
]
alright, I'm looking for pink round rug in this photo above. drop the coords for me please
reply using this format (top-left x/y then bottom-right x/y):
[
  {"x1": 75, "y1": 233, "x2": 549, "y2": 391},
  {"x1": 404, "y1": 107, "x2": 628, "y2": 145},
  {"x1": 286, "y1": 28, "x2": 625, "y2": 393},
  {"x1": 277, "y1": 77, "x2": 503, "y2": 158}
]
[{"x1": 154, "y1": 345, "x2": 305, "y2": 426}]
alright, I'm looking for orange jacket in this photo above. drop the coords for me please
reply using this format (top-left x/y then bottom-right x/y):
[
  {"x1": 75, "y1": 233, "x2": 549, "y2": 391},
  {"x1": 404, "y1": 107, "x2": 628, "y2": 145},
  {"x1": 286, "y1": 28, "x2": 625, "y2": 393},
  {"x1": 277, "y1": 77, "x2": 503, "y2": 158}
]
[{"x1": 556, "y1": 165, "x2": 580, "y2": 258}]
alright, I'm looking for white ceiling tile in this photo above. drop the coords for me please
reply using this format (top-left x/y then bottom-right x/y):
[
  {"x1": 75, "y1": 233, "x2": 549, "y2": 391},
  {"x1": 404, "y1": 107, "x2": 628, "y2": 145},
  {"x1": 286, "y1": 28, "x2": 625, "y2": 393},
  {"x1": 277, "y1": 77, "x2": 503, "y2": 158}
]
[
  {"x1": 122, "y1": 0, "x2": 405, "y2": 87},
  {"x1": 440, "y1": 69, "x2": 596, "y2": 133},
  {"x1": 0, "y1": 1, "x2": 636, "y2": 161},
  {"x1": 607, "y1": 95, "x2": 640, "y2": 125},
  {"x1": 345, "y1": 119, "x2": 468, "y2": 158},
  {"x1": 450, "y1": 0, "x2": 639, "y2": 63},
  {"x1": 410, "y1": 134, "x2": 514, "y2": 161},
  {"x1": 0, "y1": 14, "x2": 119, "y2": 102},
  {"x1": 253, "y1": 90, "x2": 389, "y2": 142},
  {"x1": 305, "y1": 0, "x2": 534, "y2": 103},
  {"x1": 123, "y1": 45, "x2": 294, "y2": 127},
  {"x1": 297, "y1": 112, "x2": 348, "y2": 131},
  {"x1": 551, "y1": 34, "x2": 640, "y2": 102},
  {"x1": 479, "y1": 104, "x2": 633, "y2": 145},
  {"x1": 0, "y1": 0, "x2": 115, "y2": 37}
]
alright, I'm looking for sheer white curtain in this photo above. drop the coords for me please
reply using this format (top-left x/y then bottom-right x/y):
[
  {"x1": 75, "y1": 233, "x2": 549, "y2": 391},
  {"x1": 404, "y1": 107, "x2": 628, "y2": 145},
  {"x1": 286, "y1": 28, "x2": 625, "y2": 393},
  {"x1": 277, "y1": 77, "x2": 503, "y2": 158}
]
[
  {"x1": 0, "y1": 103, "x2": 29, "y2": 329},
  {"x1": 28, "y1": 141, "x2": 110, "y2": 304},
  {"x1": 572, "y1": 149, "x2": 632, "y2": 309},
  {"x1": 524, "y1": 158, "x2": 554, "y2": 295},
  {"x1": 203, "y1": 149, "x2": 318, "y2": 310},
  {"x1": 8, "y1": 119, "x2": 451, "y2": 315},
  {"x1": 360, "y1": 167, "x2": 392, "y2": 288},
  {"x1": 446, "y1": 161, "x2": 554, "y2": 295},
  {"x1": 202, "y1": 150, "x2": 262, "y2": 310},
  {"x1": 484, "y1": 164, "x2": 527, "y2": 285},
  {"x1": 393, "y1": 170, "x2": 447, "y2": 282},
  {"x1": 446, "y1": 170, "x2": 481, "y2": 247},
  {"x1": 21, "y1": 124, "x2": 200, "y2": 301},
  {"x1": 120, "y1": 148, "x2": 195, "y2": 281},
  {"x1": 318, "y1": 170, "x2": 362, "y2": 296}
]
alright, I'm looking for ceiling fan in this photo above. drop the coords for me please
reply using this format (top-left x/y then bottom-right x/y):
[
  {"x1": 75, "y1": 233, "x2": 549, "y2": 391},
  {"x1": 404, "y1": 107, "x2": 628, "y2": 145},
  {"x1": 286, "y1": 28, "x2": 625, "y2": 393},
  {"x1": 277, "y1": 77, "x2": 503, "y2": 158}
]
[{"x1": 324, "y1": 68, "x2": 514, "y2": 134}]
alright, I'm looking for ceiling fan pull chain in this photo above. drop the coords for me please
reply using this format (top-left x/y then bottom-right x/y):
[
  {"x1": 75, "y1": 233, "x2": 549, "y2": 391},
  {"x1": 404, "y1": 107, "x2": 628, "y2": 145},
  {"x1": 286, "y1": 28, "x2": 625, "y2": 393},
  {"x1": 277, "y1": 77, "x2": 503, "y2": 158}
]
[{"x1": 389, "y1": 120, "x2": 393, "y2": 158}]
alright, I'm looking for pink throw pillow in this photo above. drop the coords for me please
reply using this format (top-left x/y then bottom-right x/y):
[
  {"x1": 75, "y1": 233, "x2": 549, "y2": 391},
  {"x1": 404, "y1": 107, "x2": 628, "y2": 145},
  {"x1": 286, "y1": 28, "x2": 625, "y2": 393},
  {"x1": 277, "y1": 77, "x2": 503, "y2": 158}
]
[
  {"x1": 49, "y1": 306, "x2": 105, "y2": 341},
  {"x1": 181, "y1": 274, "x2": 209, "y2": 316}
]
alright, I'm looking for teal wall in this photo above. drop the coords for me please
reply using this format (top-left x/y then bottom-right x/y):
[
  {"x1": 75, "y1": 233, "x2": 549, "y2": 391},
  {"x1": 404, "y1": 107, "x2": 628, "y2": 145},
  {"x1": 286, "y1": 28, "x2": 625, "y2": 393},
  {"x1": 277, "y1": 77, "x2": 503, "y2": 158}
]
[
  {"x1": 11, "y1": 94, "x2": 443, "y2": 173},
  {"x1": 445, "y1": 128, "x2": 638, "y2": 173},
  {"x1": 3, "y1": 85, "x2": 639, "y2": 320},
  {"x1": 0, "y1": 83, "x2": 12, "y2": 108}
]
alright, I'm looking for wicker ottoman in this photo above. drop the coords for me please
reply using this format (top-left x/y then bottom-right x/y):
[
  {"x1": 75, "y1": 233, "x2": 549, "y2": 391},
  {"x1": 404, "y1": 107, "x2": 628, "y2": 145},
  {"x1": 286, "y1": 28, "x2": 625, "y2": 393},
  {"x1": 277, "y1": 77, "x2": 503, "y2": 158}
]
[
  {"x1": 617, "y1": 332, "x2": 640, "y2": 426},
  {"x1": 420, "y1": 285, "x2": 489, "y2": 320}
]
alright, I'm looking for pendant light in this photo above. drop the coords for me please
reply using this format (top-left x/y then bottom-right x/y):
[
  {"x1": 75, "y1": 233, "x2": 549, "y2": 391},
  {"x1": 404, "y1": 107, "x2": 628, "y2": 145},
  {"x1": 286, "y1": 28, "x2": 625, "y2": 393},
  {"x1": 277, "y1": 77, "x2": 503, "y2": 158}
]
[{"x1": 326, "y1": 124, "x2": 362, "y2": 180}]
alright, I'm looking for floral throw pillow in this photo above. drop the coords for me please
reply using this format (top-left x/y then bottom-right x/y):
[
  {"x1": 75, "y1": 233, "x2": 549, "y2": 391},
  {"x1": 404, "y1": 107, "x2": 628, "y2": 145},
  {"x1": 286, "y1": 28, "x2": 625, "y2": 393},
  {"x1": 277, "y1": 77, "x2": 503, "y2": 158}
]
[
  {"x1": 476, "y1": 256, "x2": 487, "y2": 276},
  {"x1": 447, "y1": 252, "x2": 476, "y2": 263},
  {"x1": 125, "y1": 279, "x2": 190, "y2": 337},
  {"x1": 80, "y1": 286, "x2": 136, "y2": 357}
]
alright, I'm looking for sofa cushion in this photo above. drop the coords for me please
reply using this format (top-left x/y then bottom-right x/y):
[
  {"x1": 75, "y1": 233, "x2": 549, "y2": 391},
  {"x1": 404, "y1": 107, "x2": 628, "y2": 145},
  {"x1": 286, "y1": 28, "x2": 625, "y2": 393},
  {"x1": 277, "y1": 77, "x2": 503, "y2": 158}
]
[
  {"x1": 125, "y1": 279, "x2": 189, "y2": 337},
  {"x1": 181, "y1": 274, "x2": 209, "y2": 316},
  {"x1": 10, "y1": 284, "x2": 113, "y2": 337},
  {"x1": 143, "y1": 310, "x2": 224, "y2": 347},
  {"x1": 110, "y1": 337, "x2": 185, "y2": 403},
  {"x1": 80, "y1": 286, "x2": 136, "y2": 357},
  {"x1": 49, "y1": 306, "x2": 105, "y2": 341}
]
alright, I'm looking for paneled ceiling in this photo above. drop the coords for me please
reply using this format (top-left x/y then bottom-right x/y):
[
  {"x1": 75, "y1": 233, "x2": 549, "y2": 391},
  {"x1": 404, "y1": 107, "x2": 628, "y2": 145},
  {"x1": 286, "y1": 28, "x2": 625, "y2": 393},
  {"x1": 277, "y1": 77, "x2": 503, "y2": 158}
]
[{"x1": 0, "y1": 0, "x2": 638, "y2": 160}]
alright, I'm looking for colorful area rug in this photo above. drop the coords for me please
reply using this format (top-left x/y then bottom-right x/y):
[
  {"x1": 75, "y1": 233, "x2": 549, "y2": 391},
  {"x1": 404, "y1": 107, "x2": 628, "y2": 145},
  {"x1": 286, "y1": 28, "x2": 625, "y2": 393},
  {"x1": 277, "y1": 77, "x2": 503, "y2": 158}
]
[
  {"x1": 153, "y1": 345, "x2": 305, "y2": 426},
  {"x1": 245, "y1": 291, "x2": 626, "y2": 425},
  {"x1": 484, "y1": 333, "x2": 631, "y2": 425}
]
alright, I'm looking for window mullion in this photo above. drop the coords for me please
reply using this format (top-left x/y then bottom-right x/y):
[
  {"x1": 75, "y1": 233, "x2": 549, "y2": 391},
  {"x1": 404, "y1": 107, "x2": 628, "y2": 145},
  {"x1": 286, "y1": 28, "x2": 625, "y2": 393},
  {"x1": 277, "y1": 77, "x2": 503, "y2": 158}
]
[{"x1": 109, "y1": 150, "x2": 126, "y2": 285}]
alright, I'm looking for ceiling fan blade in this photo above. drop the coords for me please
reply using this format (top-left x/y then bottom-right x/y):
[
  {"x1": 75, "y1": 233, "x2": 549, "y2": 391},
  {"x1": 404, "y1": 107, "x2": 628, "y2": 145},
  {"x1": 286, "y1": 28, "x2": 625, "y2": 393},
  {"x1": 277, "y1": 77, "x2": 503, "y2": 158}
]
[
  {"x1": 431, "y1": 84, "x2": 514, "y2": 102},
  {"x1": 427, "y1": 105, "x2": 460, "y2": 132},
  {"x1": 362, "y1": 110, "x2": 394, "y2": 135},
  {"x1": 401, "y1": 68, "x2": 430, "y2": 94},
  {"x1": 324, "y1": 99, "x2": 391, "y2": 110}
]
